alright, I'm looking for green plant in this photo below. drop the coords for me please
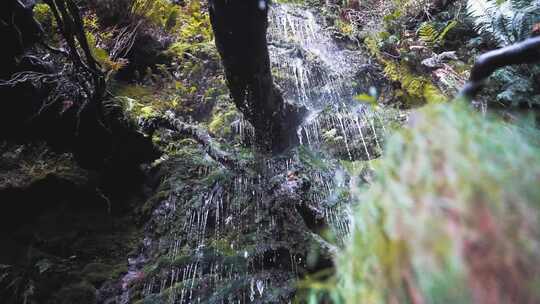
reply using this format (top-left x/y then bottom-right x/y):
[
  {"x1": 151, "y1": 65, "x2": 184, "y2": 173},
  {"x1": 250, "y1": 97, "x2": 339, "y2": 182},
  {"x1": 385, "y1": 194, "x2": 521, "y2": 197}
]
[
  {"x1": 365, "y1": 36, "x2": 447, "y2": 105},
  {"x1": 131, "y1": 0, "x2": 180, "y2": 29},
  {"x1": 81, "y1": 13, "x2": 128, "y2": 76},
  {"x1": 467, "y1": 0, "x2": 540, "y2": 106},
  {"x1": 163, "y1": 0, "x2": 215, "y2": 60},
  {"x1": 33, "y1": 3, "x2": 54, "y2": 28},
  {"x1": 418, "y1": 20, "x2": 458, "y2": 46},
  {"x1": 468, "y1": 0, "x2": 540, "y2": 45},
  {"x1": 333, "y1": 101, "x2": 540, "y2": 303},
  {"x1": 0, "y1": 142, "x2": 80, "y2": 189},
  {"x1": 335, "y1": 19, "x2": 354, "y2": 36},
  {"x1": 33, "y1": 3, "x2": 59, "y2": 43}
]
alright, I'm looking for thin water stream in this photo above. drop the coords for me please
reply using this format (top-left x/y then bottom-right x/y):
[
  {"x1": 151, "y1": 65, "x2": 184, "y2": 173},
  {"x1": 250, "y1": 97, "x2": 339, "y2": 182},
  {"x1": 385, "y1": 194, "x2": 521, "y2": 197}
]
[{"x1": 116, "y1": 3, "x2": 393, "y2": 303}]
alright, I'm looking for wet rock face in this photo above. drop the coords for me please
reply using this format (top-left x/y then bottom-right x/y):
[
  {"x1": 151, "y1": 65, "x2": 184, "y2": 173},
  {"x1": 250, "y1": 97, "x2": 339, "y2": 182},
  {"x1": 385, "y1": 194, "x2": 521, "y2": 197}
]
[
  {"x1": 110, "y1": 150, "x2": 339, "y2": 304},
  {"x1": 208, "y1": 0, "x2": 306, "y2": 154},
  {"x1": 97, "y1": 2, "x2": 394, "y2": 302}
]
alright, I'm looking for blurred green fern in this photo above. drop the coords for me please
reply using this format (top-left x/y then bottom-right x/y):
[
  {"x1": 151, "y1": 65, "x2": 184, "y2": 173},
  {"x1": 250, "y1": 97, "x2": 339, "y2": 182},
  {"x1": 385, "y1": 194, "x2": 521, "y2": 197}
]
[
  {"x1": 333, "y1": 101, "x2": 540, "y2": 303},
  {"x1": 418, "y1": 20, "x2": 458, "y2": 46}
]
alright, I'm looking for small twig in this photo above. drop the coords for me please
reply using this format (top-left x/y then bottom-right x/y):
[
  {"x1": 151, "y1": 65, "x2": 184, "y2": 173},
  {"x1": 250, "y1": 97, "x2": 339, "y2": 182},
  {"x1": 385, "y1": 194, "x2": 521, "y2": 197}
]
[
  {"x1": 39, "y1": 41, "x2": 70, "y2": 56},
  {"x1": 96, "y1": 187, "x2": 112, "y2": 214},
  {"x1": 110, "y1": 21, "x2": 141, "y2": 60}
]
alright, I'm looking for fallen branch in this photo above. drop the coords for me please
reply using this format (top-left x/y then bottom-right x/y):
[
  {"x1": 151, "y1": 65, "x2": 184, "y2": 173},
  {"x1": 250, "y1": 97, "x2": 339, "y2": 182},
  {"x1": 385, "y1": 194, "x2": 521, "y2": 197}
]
[
  {"x1": 149, "y1": 112, "x2": 242, "y2": 172},
  {"x1": 459, "y1": 36, "x2": 540, "y2": 100}
]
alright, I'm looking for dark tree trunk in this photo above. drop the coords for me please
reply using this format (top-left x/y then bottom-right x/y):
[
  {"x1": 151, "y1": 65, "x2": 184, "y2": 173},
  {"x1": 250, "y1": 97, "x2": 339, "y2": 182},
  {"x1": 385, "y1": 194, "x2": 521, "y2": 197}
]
[
  {"x1": 208, "y1": 0, "x2": 306, "y2": 154},
  {"x1": 0, "y1": 0, "x2": 160, "y2": 170}
]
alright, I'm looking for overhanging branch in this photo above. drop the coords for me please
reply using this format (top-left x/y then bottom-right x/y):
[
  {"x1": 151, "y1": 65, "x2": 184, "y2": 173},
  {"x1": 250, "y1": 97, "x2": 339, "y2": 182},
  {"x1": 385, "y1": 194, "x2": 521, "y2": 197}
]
[{"x1": 459, "y1": 36, "x2": 540, "y2": 100}]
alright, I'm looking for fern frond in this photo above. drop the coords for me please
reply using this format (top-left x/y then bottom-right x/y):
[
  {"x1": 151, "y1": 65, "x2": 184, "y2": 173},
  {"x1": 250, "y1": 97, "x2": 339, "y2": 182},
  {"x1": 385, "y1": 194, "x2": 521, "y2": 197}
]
[
  {"x1": 436, "y1": 20, "x2": 458, "y2": 43},
  {"x1": 467, "y1": 0, "x2": 540, "y2": 45},
  {"x1": 418, "y1": 20, "x2": 458, "y2": 46},
  {"x1": 418, "y1": 22, "x2": 439, "y2": 45}
]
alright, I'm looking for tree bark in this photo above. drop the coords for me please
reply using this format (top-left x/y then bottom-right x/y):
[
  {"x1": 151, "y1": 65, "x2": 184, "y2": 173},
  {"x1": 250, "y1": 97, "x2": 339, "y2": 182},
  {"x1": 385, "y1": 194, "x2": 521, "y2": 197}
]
[{"x1": 208, "y1": 0, "x2": 306, "y2": 154}]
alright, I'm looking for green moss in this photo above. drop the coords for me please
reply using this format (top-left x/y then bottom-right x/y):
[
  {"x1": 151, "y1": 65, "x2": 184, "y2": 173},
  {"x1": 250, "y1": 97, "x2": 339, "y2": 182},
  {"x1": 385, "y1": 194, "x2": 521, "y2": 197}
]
[
  {"x1": 298, "y1": 146, "x2": 331, "y2": 171},
  {"x1": 114, "y1": 84, "x2": 154, "y2": 100},
  {"x1": 209, "y1": 238, "x2": 236, "y2": 256},
  {"x1": 113, "y1": 85, "x2": 178, "y2": 119},
  {"x1": 33, "y1": 3, "x2": 54, "y2": 28},
  {"x1": 139, "y1": 294, "x2": 165, "y2": 304},
  {"x1": 364, "y1": 36, "x2": 447, "y2": 105},
  {"x1": 160, "y1": 282, "x2": 188, "y2": 300},
  {"x1": 141, "y1": 190, "x2": 171, "y2": 217},
  {"x1": 208, "y1": 105, "x2": 239, "y2": 137},
  {"x1": 112, "y1": 263, "x2": 129, "y2": 277}
]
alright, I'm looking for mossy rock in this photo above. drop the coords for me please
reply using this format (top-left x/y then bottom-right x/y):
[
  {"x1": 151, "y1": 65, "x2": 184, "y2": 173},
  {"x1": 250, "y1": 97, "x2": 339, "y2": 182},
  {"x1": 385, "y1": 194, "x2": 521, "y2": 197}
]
[
  {"x1": 364, "y1": 36, "x2": 448, "y2": 106},
  {"x1": 140, "y1": 189, "x2": 171, "y2": 218},
  {"x1": 55, "y1": 282, "x2": 97, "y2": 304},
  {"x1": 82, "y1": 262, "x2": 127, "y2": 287},
  {"x1": 208, "y1": 105, "x2": 240, "y2": 138}
]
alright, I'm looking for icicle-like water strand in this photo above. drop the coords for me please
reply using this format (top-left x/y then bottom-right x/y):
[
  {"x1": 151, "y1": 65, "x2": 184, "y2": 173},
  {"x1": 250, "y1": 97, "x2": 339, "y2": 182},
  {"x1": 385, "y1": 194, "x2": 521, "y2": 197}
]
[
  {"x1": 126, "y1": 3, "x2": 397, "y2": 303},
  {"x1": 297, "y1": 107, "x2": 384, "y2": 161},
  {"x1": 268, "y1": 4, "x2": 386, "y2": 162},
  {"x1": 267, "y1": 3, "x2": 394, "y2": 253},
  {"x1": 268, "y1": 4, "x2": 360, "y2": 109}
]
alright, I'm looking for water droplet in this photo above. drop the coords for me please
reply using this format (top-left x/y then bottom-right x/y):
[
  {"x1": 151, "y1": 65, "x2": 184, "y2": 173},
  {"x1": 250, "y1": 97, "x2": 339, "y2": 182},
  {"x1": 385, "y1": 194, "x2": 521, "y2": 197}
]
[{"x1": 256, "y1": 280, "x2": 265, "y2": 296}]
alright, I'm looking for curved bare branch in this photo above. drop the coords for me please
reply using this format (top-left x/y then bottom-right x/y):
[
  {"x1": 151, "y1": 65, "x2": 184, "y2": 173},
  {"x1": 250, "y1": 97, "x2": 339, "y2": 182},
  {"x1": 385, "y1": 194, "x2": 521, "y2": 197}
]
[{"x1": 459, "y1": 36, "x2": 540, "y2": 100}]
